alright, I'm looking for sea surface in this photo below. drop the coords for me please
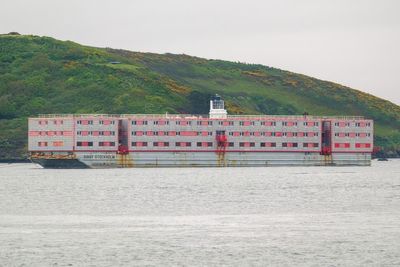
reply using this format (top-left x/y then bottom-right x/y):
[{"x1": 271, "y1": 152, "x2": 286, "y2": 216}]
[{"x1": 0, "y1": 160, "x2": 400, "y2": 266}]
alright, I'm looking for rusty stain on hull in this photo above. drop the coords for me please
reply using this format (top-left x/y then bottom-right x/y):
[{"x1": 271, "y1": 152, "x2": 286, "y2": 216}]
[{"x1": 117, "y1": 153, "x2": 134, "y2": 168}]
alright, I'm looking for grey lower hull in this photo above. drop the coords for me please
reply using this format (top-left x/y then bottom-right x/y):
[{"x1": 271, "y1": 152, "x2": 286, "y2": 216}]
[
  {"x1": 31, "y1": 152, "x2": 371, "y2": 168},
  {"x1": 30, "y1": 158, "x2": 89, "y2": 169}
]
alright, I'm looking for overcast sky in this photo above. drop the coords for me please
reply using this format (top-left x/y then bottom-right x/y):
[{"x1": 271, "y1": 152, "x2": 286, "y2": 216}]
[{"x1": 1, "y1": 0, "x2": 399, "y2": 104}]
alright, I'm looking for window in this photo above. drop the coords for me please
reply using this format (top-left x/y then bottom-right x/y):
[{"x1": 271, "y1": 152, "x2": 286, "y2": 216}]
[
  {"x1": 303, "y1": 143, "x2": 319, "y2": 148},
  {"x1": 239, "y1": 121, "x2": 254, "y2": 126},
  {"x1": 53, "y1": 141, "x2": 64, "y2": 147},
  {"x1": 164, "y1": 142, "x2": 169, "y2": 147},
  {"x1": 263, "y1": 121, "x2": 277, "y2": 126},
  {"x1": 250, "y1": 142, "x2": 255, "y2": 147},
  {"x1": 99, "y1": 142, "x2": 115, "y2": 147},
  {"x1": 197, "y1": 142, "x2": 202, "y2": 147},
  {"x1": 282, "y1": 142, "x2": 298, "y2": 147},
  {"x1": 186, "y1": 142, "x2": 191, "y2": 147},
  {"x1": 38, "y1": 141, "x2": 48, "y2": 147},
  {"x1": 77, "y1": 141, "x2": 93, "y2": 147},
  {"x1": 228, "y1": 142, "x2": 234, "y2": 147},
  {"x1": 239, "y1": 142, "x2": 245, "y2": 147},
  {"x1": 176, "y1": 142, "x2": 181, "y2": 147},
  {"x1": 153, "y1": 142, "x2": 159, "y2": 147},
  {"x1": 260, "y1": 142, "x2": 276, "y2": 147},
  {"x1": 99, "y1": 120, "x2": 114, "y2": 125},
  {"x1": 131, "y1": 120, "x2": 147, "y2": 125},
  {"x1": 334, "y1": 143, "x2": 350, "y2": 148},
  {"x1": 132, "y1": 142, "x2": 148, "y2": 147},
  {"x1": 355, "y1": 143, "x2": 371, "y2": 148}
]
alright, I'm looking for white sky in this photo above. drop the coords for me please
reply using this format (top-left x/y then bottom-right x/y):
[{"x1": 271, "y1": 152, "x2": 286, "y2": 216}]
[{"x1": 1, "y1": 0, "x2": 399, "y2": 104}]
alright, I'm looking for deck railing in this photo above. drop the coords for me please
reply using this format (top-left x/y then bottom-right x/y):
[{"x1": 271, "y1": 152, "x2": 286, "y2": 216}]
[{"x1": 35, "y1": 113, "x2": 366, "y2": 120}]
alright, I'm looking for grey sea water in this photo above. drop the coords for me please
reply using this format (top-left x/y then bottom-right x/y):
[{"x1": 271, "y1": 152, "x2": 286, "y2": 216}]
[{"x1": 0, "y1": 161, "x2": 400, "y2": 266}]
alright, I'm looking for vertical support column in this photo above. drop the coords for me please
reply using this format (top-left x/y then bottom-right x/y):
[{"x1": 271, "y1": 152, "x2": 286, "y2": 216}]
[
  {"x1": 118, "y1": 119, "x2": 129, "y2": 154},
  {"x1": 321, "y1": 121, "x2": 332, "y2": 155}
]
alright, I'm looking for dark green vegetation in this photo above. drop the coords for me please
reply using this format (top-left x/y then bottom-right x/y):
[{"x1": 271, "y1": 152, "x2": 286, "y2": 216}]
[{"x1": 1, "y1": 34, "x2": 399, "y2": 159}]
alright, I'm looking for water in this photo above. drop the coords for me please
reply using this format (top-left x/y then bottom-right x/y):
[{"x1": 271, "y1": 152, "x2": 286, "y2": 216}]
[{"x1": 0, "y1": 161, "x2": 400, "y2": 266}]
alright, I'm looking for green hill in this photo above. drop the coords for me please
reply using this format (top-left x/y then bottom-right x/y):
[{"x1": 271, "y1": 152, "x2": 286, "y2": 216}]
[{"x1": 0, "y1": 34, "x2": 399, "y2": 159}]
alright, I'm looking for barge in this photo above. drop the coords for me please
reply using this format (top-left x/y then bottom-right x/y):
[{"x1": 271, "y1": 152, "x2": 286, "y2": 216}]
[{"x1": 28, "y1": 95, "x2": 373, "y2": 168}]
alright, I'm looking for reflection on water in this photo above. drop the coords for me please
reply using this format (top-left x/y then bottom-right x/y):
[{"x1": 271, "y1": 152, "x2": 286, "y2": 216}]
[{"x1": 0, "y1": 160, "x2": 399, "y2": 266}]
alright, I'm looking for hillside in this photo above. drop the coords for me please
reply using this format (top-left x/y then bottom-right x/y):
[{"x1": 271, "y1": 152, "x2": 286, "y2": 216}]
[{"x1": 0, "y1": 34, "x2": 399, "y2": 159}]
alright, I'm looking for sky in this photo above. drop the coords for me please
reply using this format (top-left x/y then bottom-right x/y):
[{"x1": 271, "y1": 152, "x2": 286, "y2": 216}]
[{"x1": 1, "y1": 0, "x2": 399, "y2": 105}]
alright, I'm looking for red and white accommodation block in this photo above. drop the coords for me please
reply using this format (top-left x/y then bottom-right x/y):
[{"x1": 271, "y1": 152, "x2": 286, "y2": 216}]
[{"x1": 28, "y1": 116, "x2": 118, "y2": 153}]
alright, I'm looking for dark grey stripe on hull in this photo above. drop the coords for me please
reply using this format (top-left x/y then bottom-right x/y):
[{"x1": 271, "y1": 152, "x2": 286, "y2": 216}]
[{"x1": 31, "y1": 158, "x2": 89, "y2": 169}]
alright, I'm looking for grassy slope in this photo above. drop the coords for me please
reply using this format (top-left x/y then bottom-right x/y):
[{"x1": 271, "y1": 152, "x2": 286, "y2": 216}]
[{"x1": 0, "y1": 34, "x2": 399, "y2": 158}]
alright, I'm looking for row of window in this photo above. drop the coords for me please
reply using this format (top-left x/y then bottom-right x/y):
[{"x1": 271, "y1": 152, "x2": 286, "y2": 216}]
[
  {"x1": 132, "y1": 131, "x2": 213, "y2": 136},
  {"x1": 130, "y1": 142, "x2": 320, "y2": 148},
  {"x1": 36, "y1": 141, "x2": 371, "y2": 149},
  {"x1": 334, "y1": 133, "x2": 371, "y2": 137},
  {"x1": 37, "y1": 141, "x2": 117, "y2": 147},
  {"x1": 131, "y1": 120, "x2": 319, "y2": 127},
  {"x1": 131, "y1": 131, "x2": 320, "y2": 137},
  {"x1": 334, "y1": 122, "x2": 371, "y2": 127},
  {"x1": 30, "y1": 130, "x2": 371, "y2": 138},
  {"x1": 228, "y1": 132, "x2": 319, "y2": 137},
  {"x1": 76, "y1": 141, "x2": 116, "y2": 147},
  {"x1": 77, "y1": 131, "x2": 116, "y2": 136},
  {"x1": 38, "y1": 141, "x2": 64, "y2": 147},
  {"x1": 29, "y1": 131, "x2": 73, "y2": 136},
  {"x1": 131, "y1": 142, "x2": 370, "y2": 149},
  {"x1": 38, "y1": 120, "x2": 64, "y2": 125},
  {"x1": 76, "y1": 120, "x2": 115, "y2": 125},
  {"x1": 37, "y1": 120, "x2": 116, "y2": 126},
  {"x1": 36, "y1": 119, "x2": 370, "y2": 127},
  {"x1": 334, "y1": 143, "x2": 371, "y2": 148}
]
